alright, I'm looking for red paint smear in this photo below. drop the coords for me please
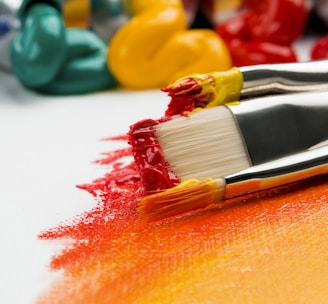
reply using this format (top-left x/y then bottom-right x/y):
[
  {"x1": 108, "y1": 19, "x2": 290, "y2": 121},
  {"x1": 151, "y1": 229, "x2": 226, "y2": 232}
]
[
  {"x1": 162, "y1": 79, "x2": 200, "y2": 116},
  {"x1": 163, "y1": 75, "x2": 215, "y2": 116},
  {"x1": 37, "y1": 136, "x2": 328, "y2": 303},
  {"x1": 128, "y1": 118, "x2": 180, "y2": 193},
  {"x1": 39, "y1": 138, "x2": 145, "y2": 270}
]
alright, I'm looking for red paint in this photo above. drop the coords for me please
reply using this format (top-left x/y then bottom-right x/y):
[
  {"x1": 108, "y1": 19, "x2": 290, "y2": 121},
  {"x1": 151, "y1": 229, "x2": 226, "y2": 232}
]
[
  {"x1": 162, "y1": 75, "x2": 215, "y2": 116},
  {"x1": 37, "y1": 136, "x2": 328, "y2": 303},
  {"x1": 128, "y1": 119, "x2": 180, "y2": 193},
  {"x1": 215, "y1": 0, "x2": 307, "y2": 66},
  {"x1": 39, "y1": 136, "x2": 144, "y2": 271},
  {"x1": 311, "y1": 36, "x2": 328, "y2": 60},
  {"x1": 226, "y1": 40, "x2": 297, "y2": 66},
  {"x1": 244, "y1": 0, "x2": 308, "y2": 45},
  {"x1": 217, "y1": 0, "x2": 308, "y2": 45},
  {"x1": 162, "y1": 82, "x2": 198, "y2": 116}
]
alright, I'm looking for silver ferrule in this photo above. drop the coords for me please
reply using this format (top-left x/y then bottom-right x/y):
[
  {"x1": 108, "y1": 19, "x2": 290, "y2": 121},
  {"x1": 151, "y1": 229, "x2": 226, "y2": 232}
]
[
  {"x1": 227, "y1": 90, "x2": 328, "y2": 165},
  {"x1": 224, "y1": 144, "x2": 328, "y2": 200},
  {"x1": 239, "y1": 60, "x2": 328, "y2": 99}
]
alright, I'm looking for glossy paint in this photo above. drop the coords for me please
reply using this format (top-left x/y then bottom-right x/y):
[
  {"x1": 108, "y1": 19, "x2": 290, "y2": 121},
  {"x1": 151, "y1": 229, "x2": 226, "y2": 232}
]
[{"x1": 11, "y1": 0, "x2": 117, "y2": 94}]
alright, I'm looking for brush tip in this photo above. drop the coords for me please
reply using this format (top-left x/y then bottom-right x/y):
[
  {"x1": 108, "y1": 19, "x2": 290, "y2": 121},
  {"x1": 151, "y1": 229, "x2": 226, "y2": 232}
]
[
  {"x1": 138, "y1": 178, "x2": 226, "y2": 221},
  {"x1": 163, "y1": 73, "x2": 217, "y2": 116}
]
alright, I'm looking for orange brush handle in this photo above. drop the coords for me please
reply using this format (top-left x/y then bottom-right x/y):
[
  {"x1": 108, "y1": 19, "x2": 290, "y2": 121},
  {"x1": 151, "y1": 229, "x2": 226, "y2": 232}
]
[{"x1": 225, "y1": 145, "x2": 328, "y2": 199}]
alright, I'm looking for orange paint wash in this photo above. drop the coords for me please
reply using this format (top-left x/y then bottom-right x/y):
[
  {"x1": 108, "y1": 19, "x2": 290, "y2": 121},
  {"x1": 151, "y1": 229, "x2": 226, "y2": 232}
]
[{"x1": 37, "y1": 136, "x2": 328, "y2": 303}]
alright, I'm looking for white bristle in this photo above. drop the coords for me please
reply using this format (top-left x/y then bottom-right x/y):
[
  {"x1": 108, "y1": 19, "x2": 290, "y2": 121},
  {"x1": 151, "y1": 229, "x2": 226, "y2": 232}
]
[{"x1": 155, "y1": 106, "x2": 251, "y2": 181}]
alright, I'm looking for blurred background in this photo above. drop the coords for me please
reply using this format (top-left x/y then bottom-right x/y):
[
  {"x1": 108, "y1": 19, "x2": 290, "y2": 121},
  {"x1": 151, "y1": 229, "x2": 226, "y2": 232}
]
[{"x1": 1, "y1": 0, "x2": 328, "y2": 95}]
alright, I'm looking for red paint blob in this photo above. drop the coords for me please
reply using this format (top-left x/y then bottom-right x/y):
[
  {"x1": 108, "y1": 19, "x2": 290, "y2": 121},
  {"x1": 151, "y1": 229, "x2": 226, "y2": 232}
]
[
  {"x1": 162, "y1": 75, "x2": 216, "y2": 117},
  {"x1": 162, "y1": 80, "x2": 200, "y2": 116},
  {"x1": 128, "y1": 119, "x2": 180, "y2": 193},
  {"x1": 311, "y1": 36, "x2": 328, "y2": 60}
]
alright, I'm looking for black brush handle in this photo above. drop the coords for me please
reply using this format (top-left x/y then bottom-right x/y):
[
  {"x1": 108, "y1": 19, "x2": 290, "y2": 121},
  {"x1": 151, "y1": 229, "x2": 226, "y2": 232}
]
[
  {"x1": 228, "y1": 90, "x2": 328, "y2": 165},
  {"x1": 240, "y1": 60, "x2": 328, "y2": 99}
]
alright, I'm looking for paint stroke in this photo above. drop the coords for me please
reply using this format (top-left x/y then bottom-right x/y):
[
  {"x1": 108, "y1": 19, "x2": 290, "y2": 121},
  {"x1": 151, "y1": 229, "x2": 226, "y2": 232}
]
[{"x1": 37, "y1": 137, "x2": 328, "y2": 304}]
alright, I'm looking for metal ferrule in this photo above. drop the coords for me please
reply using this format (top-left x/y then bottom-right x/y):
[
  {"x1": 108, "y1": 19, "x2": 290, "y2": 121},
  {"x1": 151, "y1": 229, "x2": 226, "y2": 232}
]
[
  {"x1": 227, "y1": 90, "x2": 328, "y2": 165},
  {"x1": 224, "y1": 144, "x2": 328, "y2": 200},
  {"x1": 239, "y1": 60, "x2": 328, "y2": 99}
]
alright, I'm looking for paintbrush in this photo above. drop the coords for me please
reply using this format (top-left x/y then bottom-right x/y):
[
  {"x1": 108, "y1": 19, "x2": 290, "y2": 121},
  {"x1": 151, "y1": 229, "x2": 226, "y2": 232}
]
[
  {"x1": 128, "y1": 90, "x2": 328, "y2": 219},
  {"x1": 163, "y1": 59, "x2": 328, "y2": 116},
  {"x1": 138, "y1": 144, "x2": 328, "y2": 221}
]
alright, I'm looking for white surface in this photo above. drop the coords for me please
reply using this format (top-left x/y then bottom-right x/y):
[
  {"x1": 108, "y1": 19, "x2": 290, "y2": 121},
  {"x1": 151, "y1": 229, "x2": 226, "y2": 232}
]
[{"x1": 0, "y1": 72, "x2": 168, "y2": 304}]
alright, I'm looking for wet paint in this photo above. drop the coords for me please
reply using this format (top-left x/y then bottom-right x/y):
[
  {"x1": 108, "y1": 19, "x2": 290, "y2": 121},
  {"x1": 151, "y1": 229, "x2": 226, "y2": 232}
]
[
  {"x1": 37, "y1": 136, "x2": 328, "y2": 303},
  {"x1": 128, "y1": 118, "x2": 180, "y2": 193}
]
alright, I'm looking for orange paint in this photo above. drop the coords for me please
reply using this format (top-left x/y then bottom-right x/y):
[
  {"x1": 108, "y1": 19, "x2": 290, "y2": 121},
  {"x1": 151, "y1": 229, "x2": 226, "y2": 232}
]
[{"x1": 37, "y1": 137, "x2": 328, "y2": 303}]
